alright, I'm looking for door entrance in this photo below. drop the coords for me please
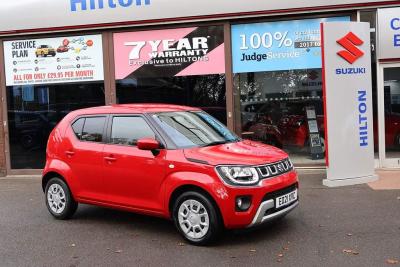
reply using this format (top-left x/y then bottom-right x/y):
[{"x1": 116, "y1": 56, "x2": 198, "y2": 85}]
[{"x1": 378, "y1": 64, "x2": 400, "y2": 168}]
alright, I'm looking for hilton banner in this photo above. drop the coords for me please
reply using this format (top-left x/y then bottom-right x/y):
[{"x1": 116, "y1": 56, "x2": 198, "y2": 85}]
[
  {"x1": 0, "y1": 0, "x2": 392, "y2": 34},
  {"x1": 321, "y1": 22, "x2": 378, "y2": 187}
]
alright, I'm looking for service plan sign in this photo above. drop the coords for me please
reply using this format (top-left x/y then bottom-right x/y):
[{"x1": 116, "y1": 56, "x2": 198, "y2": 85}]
[
  {"x1": 4, "y1": 34, "x2": 104, "y2": 86},
  {"x1": 377, "y1": 7, "x2": 400, "y2": 59},
  {"x1": 321, "y1": 22, "x2": 378, "y2": 187}
]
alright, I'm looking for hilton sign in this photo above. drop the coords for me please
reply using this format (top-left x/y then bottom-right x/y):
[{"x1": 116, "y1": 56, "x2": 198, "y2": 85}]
[{"x1": 321, "y1": 22, "x2": 378, "y2": 187}]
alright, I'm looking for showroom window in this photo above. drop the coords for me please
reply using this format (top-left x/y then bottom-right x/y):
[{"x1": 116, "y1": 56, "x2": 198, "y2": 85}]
[
  {"x1": 231, "y1": 16, "x2": 350, "y2": 165},
  {"x1": 3, "y1": 34, "x2": 105, "y2": 169},
  {"x1": 113, "y1": 26, "x2": 227, "y2": 124}
]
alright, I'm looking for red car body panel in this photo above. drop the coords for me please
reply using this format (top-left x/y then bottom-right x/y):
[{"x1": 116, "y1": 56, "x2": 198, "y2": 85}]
[
  {"x1": 183, "y1": 140, "x2": 288, "y2": 166},
  {"x1": 102, "y1": 145, "x2": 167, "y2": 211},
  {"x1": 43, "y1": 104, "x2": 298, "y2": 229}
]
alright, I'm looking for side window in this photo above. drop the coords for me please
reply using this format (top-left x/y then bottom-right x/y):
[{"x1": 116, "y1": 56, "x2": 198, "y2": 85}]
[
  {"x1": 81, "y1": 117, "x2": 106, "y2": 142},
  {"x1": 111, "y1": 116, "x2": 155, "y2": 146},
  {"x1": 71, "y1": 118, "x2": 85, "y2": 140}
]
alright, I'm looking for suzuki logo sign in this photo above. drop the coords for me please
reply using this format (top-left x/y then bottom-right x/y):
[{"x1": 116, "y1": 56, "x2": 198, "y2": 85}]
[
  {"x1": 336, "y1": 32, "x2": 364, "y2": 64},
  {"x1": 321, "y1": 21, "x2": 377, "y2": 187}
]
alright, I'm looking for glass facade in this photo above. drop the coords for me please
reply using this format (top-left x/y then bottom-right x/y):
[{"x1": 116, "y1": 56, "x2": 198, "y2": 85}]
[
  {"x1": 113, "y1": 25, "x2": 227, "y2": 124},
  {"x1": 6, "y1": 82, "x2": 105, "y2": 169},
  {"x1": 116, "y1": 75, "x2": 227, "y2": 123},
  {"x1": 234, "y1": 69, "x2": 325, "y2": 164},
  {"x1": 1, "y1": 8, "x2": 399, "y2": 171},
  {"x1": 231, "y1": 17, "x2": 349, "y2": 165},
  {"x1": 383, "y1": 67, "x2": 400, "y2": 159}
]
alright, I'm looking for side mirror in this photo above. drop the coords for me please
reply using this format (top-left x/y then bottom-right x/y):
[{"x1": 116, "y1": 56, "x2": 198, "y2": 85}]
[{"x1": 137, "y1": 138, "x2": 161, "y2": 151}]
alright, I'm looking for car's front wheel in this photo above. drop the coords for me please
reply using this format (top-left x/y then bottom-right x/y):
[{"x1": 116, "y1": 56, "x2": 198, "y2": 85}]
[
  {"x1": 45, "y1": 177, "x2": 78, "y2": 220},
  {"x1": 173, "y1": 191, "x2": 221, "y2": 245}
]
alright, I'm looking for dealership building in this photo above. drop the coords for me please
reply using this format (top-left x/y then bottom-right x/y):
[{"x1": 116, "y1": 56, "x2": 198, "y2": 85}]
[{"x1": 0, "y1": 0, "x2": 399, "y2": 176}]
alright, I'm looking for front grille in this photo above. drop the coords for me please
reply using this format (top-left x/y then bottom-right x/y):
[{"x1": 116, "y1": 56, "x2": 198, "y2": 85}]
[{"x1": 257, "y1": 158, "x2": 293, "y2": 180}]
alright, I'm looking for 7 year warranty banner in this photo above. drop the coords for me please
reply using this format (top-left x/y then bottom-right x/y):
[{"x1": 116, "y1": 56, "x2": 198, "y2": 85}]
[{"x1": 3, "y1": 34, "x2": 104, "y2": 86}]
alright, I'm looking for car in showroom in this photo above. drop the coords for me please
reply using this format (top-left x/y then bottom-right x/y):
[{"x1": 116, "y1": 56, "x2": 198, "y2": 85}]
[
  {"x1": 245, "y1": 107, "x2": 400, "y2": 153},
  {"x1": 42, "y1": 104, "x2": 298, "y2": 245}
]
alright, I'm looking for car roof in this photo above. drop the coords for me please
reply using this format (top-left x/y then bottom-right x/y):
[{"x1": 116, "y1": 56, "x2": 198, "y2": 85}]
[{"x1": 69, "y1": 104, "x2": 201, "y2": 116}]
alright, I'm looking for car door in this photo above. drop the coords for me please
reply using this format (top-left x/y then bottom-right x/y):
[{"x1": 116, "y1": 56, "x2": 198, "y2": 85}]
[
  {"x1": 63, "y1": 115, "x2": 108, "y2": 201},
  {"x1": 102, "y1": 115, "x2": 167, "y2": 212}
]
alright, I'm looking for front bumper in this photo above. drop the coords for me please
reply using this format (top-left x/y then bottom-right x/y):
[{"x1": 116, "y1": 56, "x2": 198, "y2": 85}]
[
  {"x1": 216, "y1": 170, "x2": 298, "y2": 229},
  {"x1": 248, "y1": 200, "x2": 298, "y2": 227}
]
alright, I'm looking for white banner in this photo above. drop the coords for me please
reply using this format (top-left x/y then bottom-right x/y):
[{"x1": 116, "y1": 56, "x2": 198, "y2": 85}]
[
  {"x1": 0, "y1": 0, "x2": 395, "y2": 33},
  {"x1": 321, "y1": 22, "x2": 378, "y2": 187},
  {"x1": 3, "y1": 34, "x2": 104, "y2": 86},
  {"x1": 377, "y1": 7, "x2": 400, "y2": 59}
]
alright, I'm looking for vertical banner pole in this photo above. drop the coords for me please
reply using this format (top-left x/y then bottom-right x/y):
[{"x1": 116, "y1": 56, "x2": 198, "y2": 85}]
[{"x1": 321, "y1": 22, "x2": 378, "y2": 187}]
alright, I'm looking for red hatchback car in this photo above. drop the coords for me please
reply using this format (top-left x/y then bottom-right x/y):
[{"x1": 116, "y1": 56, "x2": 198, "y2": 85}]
[{"x1": 42, "y1": 104, "x2": 298, "y2": 245}]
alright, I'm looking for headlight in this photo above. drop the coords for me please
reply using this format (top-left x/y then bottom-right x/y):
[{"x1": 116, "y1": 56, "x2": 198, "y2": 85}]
[{"x1": 216, "y1": 166, "x2": 259, "y2": 186}]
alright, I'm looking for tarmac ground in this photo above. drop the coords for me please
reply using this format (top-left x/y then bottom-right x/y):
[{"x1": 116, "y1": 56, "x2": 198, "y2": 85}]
[{"x1": 0, "y1": 170, "x2": 399, "y2": 267}]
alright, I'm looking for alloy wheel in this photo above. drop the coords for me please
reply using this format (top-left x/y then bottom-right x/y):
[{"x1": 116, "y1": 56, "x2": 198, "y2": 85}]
[
  {"x1": 178, "y1": 199, "x2": 210, "y2": 239},
  {"x1": 47, "y1": 184, "x2": 66, "y2": 214}
]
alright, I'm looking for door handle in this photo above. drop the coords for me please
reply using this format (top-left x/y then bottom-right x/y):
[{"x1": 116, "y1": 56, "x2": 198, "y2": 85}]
[
  {"x1": 65, "y1": 150, "x2": 75, "y2": 157},
  {"x1": 104, "y1": 156, "x2": 116, "y2": 162}
]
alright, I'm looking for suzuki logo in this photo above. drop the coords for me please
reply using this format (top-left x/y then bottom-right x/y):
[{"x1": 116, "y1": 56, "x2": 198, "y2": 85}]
[{"x1": 336, "y1": 32, "x2": 364, "y2": 64}]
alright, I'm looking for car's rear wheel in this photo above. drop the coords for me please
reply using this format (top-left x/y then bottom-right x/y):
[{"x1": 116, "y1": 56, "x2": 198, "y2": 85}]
[
  {"x1": 173, "y1": 191, "x2": 221, "y2": 245},
  {"x1": 45, "y1": 177, "x2": 78, "y2": 220}
]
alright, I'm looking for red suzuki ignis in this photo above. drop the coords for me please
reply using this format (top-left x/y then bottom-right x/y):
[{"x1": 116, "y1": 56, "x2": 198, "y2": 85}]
[{"x1": 42, "y1": 104, "x2": 298, "y2": 245}]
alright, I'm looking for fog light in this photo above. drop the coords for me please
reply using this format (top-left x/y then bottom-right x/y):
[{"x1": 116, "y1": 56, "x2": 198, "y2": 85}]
[{"x1": 235, "y1": 196, "x2": 251, "y2": 212}]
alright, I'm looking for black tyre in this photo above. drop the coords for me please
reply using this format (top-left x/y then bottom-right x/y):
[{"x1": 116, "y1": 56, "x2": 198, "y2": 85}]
[
  {"x1": 45, "y1": 177, "x2": 78, "y2": 220},
  {"x1": 20, "y1": 134, "x2": 35, "y2": 149},
  {"x1": 173, "y1": 191, "x2": 222, "y2": 246}
]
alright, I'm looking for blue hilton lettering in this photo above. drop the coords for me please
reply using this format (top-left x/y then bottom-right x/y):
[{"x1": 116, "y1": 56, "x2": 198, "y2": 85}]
[
  {"x1": 70, "y1": 0, "x2": 150, "y2": 11},
  {"x1": 358, "y1": 90, "x2": 368, "y2": 147}
]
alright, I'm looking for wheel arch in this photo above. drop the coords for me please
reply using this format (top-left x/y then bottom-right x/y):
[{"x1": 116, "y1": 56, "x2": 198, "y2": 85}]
[
  {"x1": 42, "y1": 158, "x2": 77, "y2": 196},
  {"x1": 168, "y1": 184, "x2": 224, "y2": 226},
  {"x1": 42, "y1": 171, "x2": 67, "y2": 192}
]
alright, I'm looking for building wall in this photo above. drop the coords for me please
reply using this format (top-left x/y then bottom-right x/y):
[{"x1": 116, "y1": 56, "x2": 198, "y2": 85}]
[{"x1": 0, "y1": 3, "x2": 398, "y2": 175}]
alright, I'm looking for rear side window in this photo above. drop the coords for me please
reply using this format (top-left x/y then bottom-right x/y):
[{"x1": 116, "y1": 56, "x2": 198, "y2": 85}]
[
  {"x1": 71, "y1": 116, "x2": 106, "y2": 143},
  {"x1": 111, "y1": 116, "x2": 155, "y2": 146},
  {"x1": 82, "y1": 117, "x2": 106, "y2": 142},
  {"x1": 72, "y1": 118, "x2": 85, "y2": 140}
]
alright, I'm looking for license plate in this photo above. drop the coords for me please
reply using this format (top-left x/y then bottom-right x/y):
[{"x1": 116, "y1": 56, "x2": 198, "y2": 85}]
[{"x1": 275, "y1": 189, "x2": 297, "y2": 209}]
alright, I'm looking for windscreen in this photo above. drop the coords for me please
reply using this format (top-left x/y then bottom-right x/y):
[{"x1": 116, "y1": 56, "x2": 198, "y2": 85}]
[{"x1": 152, "y1": 111, "x2": 239, "y2": 148}]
